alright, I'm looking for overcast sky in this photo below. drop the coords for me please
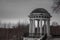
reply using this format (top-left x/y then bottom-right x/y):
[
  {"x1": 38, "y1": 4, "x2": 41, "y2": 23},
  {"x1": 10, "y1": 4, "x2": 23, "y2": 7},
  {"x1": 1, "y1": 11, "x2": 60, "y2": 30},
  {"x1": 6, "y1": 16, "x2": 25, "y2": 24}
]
[{"x1": 0, "y1": 0, "x2": 60, "y2": 25}]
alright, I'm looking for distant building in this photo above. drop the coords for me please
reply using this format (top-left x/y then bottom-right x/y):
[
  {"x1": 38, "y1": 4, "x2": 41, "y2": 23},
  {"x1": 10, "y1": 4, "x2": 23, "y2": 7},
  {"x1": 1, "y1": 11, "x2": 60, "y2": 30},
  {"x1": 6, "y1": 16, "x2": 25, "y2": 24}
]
[{"x1": 50, "y1": 25, "x2": 60, "y2": 36}]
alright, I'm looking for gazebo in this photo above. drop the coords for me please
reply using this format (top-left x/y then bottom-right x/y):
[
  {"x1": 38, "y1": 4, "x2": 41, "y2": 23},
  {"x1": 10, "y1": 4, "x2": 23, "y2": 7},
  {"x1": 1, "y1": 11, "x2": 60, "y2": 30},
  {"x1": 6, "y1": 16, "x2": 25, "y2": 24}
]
[{"x1": 23, "y1": 8, "x2": 52, "y2": 40}]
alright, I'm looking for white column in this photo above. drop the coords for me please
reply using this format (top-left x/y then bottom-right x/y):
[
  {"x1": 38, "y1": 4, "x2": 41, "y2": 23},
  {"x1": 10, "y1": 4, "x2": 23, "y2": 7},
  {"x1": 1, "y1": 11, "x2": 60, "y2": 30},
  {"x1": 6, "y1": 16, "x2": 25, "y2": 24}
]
[
  {"x1": 46, "y1": 19, "x2": 50, "y2": 36},
  {"x1": 29, "y1": 19, "x2": 33, "y2": 33},
  {"x1": 29, "y1": 19, "x2": 35, "y2": 36},
  {"x1": 29, "y1": 19, "x2": 33, "y2": 36},
  {"x1": 37, "y1": 20, "x2": 40, "y2": 33},
  {"x1": 39, "y1": 20, "x2": 42, "y2": 36},
  {"x1": 32, "y1": 19, "x2": 35, "y2": 33},
  {"x1": 44, "y1": 20, "x2": 46, "y2": 35}
]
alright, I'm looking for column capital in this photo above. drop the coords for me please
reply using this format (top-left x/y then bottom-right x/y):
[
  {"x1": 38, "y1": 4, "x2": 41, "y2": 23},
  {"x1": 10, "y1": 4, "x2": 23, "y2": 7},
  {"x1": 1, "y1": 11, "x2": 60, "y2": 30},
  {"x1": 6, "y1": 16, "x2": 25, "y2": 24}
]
[{"x1": 46, "y1": 19, "x2": 51, "y2": 37}]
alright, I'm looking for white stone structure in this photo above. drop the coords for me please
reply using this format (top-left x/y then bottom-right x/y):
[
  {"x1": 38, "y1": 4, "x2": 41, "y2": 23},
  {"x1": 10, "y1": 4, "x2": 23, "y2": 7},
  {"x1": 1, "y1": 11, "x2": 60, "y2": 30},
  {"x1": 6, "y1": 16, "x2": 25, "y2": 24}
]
[{"x1": 23, "y1": 8, "x2": 52, "y2": 40}]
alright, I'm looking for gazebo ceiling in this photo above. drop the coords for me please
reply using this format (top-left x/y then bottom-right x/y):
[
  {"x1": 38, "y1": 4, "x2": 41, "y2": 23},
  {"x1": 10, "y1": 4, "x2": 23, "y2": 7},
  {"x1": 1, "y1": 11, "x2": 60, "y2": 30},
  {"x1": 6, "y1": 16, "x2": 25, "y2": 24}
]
[{"x1": 29, "y1": 8, "x2": 52, "y2": 18}]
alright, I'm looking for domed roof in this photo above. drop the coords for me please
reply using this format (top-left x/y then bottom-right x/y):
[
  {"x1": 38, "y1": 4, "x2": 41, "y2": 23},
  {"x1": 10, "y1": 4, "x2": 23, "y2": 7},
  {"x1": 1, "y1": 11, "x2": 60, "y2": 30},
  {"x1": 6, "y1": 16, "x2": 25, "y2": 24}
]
[
  {"x1": 29, "y1": 8, "x2": 52, "y2": 18},
  {"x1": 31, "y1": 8, "x2": 48, "y2": 13}
]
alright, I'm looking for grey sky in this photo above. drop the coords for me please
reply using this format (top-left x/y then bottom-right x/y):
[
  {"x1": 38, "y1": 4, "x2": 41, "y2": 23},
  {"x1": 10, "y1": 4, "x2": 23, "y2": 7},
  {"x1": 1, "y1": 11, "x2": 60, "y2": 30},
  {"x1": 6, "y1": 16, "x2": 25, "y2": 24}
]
[{"x1": 0, "y1": 0, "x2": 60, "y2": 25}]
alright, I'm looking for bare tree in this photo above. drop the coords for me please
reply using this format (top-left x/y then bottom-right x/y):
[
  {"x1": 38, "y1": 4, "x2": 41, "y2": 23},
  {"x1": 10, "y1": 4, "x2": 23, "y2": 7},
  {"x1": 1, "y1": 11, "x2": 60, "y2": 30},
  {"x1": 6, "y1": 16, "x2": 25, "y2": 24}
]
[
  {"x1": 52, "y1": 0, "x2": 60, "y2": 13},
  {"x1": 52, "y1": 22, "x2": 59, "y2": 26}
]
